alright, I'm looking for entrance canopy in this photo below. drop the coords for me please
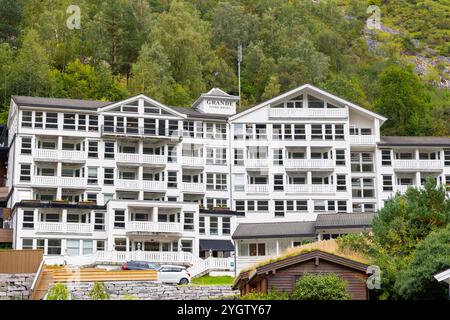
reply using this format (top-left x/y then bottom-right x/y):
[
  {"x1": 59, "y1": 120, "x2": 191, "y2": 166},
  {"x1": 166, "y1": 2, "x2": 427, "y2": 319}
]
[{"x1": 199, "y1": 239, "x2": 234, "y2": 252}]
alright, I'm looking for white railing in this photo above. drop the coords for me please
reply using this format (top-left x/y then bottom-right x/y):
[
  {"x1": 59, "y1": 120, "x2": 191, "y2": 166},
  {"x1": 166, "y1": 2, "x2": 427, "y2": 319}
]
[
  {"x1": 116, "y1": 153, "x2": 166, "y2": 165},
  {"x1": 60, "y1": 177, "x2": 86, "y2": 188},
  {"x1": 126, "y1": 221, "x2": 182, "y2": 233},
  {"x1": 182, "y1": 157, "x2": 204, "y2": 167},
  {"x1": 182, "y1": 182, "x2": 205, "y2": 193},
  {"x1": 30, "y1": 176, "x2": 86, "y2": 187},
  {"x1": 33, "y1": 149, "x2": 86, "y2": 161},
  {"x1": 35, "y1": 222, "x2": 93, "y2": 233},
  {"x1": 269, "y1": 108, "x2": 347, "y2": 118},
  {"x1": 116, "y1": 153, "x2": 140, "y2": 163},
  {"x1": 246, "y1": 159, "x2": 269, "y2": 168},
  {"x1": 284, "y1": 159, "x2": 334, "y2": 170},
  {"x1": 95, "y1": 251, "x2": 195, "y2": 265},
  {"x1": 246, "y1": 184, "x2": 269, "y2": 193},
  {"x1": 142, "y1": 180, "x2": 166, "y2": 191},
  {"x1": 142, "y1": 155, "x2": 166, "y2": 165},
  {"x1": 350, "y1": 135, "x2": 376, "y2": 145},
  {"x1": 396, "y1": 185, "x2": 410, "y2": 194},
  {"x1": 32, "y1": 176, "x2": 59, "y2": 186},
  {"x1": 116, "y1": 179, "x2": 141, "y2": 189},
  {"x1": 187, "y1": 256, "x2": 234, "y2": 277},
  {"x1": 392, "y1": 160, "x2": 442, "y2": 171},
  {"x1": 285, "y1": 184, "x2": 335, "y2": 194}
]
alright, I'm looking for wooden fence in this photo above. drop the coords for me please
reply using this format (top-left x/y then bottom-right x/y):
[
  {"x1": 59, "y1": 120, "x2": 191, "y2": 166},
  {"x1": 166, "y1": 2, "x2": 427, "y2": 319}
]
[
  {"x1": 0, "y1": 229, "x2": 13, "y2": 243},
  {"x1": 0, "y1": 250, "x2": 43, "y2": 274}
]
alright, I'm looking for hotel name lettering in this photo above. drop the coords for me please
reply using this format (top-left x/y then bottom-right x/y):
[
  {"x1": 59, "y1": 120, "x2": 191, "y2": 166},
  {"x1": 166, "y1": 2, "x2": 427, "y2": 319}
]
[{"x1": 206, "y1": 99, "x2": 233, "y2": 110}]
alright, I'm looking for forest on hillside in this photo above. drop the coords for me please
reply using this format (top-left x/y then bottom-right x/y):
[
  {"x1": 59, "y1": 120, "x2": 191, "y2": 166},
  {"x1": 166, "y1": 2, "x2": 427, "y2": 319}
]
[{"x1": 0, "y1": 0, "x2": 448, "y2": 136}]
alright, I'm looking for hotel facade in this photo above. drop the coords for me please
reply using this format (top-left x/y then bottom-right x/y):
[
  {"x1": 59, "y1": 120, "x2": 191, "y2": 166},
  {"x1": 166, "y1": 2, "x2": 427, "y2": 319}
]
[{"x1": 5, "y1": 84, "x2": 450, "y2": 274}]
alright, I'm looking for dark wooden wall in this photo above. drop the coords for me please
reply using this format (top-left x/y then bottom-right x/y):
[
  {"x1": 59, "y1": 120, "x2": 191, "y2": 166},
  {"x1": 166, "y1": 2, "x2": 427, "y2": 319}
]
[{"x1": 266, "y1": 259, "x2": 368, "y2": 300}]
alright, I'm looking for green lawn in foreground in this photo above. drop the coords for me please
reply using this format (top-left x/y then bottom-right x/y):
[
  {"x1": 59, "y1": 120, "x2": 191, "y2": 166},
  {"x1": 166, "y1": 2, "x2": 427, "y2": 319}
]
[{"x1": 190, "y1": 275, "x2": 234, "y2": 286}]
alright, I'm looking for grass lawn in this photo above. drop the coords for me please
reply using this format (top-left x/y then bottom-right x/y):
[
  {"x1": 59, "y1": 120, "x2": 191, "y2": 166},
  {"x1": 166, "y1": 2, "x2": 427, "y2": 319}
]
[{"x1": 190, "y1": 275, "x2": 235, "y2": 286}]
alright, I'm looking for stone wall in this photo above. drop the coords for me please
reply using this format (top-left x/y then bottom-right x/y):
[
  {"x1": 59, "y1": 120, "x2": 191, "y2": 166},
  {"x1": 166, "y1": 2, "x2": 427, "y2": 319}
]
[
  {"x1": 65, "y1": 281, "x2": 238, "y2": 300},
  {"x1": 0, "y1": 273, "x2": 35, "y2": 300}
]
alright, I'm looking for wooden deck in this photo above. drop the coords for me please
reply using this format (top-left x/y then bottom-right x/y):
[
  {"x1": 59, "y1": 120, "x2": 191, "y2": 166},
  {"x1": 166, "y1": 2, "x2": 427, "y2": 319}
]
[{"x1": 30, "y1": 266, "x2": 158, "y2": 300}]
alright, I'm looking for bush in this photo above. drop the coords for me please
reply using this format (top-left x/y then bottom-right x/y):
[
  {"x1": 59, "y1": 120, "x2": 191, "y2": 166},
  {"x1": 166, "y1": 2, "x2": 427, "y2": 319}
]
[
  {"x1": 88, "y1": 282, "x2": 110, "y2": 300},
  {"x1": 291, "y1": 274, "x2": 350, "y2": 300},
  {"x1": 46, "y1": 284, "x2": 70, "y2": 300}
]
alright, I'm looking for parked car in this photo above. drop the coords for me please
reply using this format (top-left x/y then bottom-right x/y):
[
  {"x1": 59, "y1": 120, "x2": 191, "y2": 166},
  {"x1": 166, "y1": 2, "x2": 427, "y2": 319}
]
[
  {"x1": 158, "y1": 265, "x2": 191, "y2": 285},
  {"x1": 122, "y1": 261, "x2": 159, "y2": 271}
]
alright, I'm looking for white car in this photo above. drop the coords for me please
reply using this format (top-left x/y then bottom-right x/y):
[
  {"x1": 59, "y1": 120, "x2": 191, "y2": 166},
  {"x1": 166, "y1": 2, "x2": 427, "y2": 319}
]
[{"x1": 158, "y1": 265, "x2": 191, "y2": 285}]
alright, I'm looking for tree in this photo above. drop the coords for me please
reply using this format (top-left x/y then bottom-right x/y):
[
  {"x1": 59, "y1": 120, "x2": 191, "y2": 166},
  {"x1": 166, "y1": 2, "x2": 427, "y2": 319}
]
[
  {"x1": 88, "y1": 282, "x2": 110, "y2": 300},
  {"x1": 261, "y1": 75, "x2": 281, "y2": 100},
  {"x1": 374, "y1": 64, "x2": 433, "y2": 136},
  {"x1": 46, "y1": 284, "x2": 70, "y2": 300},
  {"x1": 395, "y1": 225, "x2": 450, "y2": 300},
  {"x1": 290, "y1": 274, "x2": 350, "y2": 300},
  {"x1": 0, "y1": 0, "x2": 23, "y2": 45}
]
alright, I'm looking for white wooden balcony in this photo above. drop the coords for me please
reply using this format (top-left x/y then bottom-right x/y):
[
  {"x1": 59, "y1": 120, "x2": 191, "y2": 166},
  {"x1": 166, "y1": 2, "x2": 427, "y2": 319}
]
[
  {"x1": 33, "y1": 149, "x2": 86, "y2": 162},
  {"x1": 116, "y1": 153, "x2": 140, "y2": 163},
  {"x1": 284, "y1": 159, "x2": 334, "y2": 171},
  {"x1": 246, "y1": 159, "x2": 269, "y2": 168},
  {"x1": 141, "y1": 155, "x2": 166, "y2": 166},
  {"x1": 392, "y1": 160, "x2": 442, "y2": 171},
  {"x1": 142, "y1": 180, "x2": 166, "y2": 192},
  {"x1": 182, "y1": 182, "x2": 205, "y2": 193},
  {"x1": 116, "y1": 153, "x2": 166, "y2": 166},
  {"x1": 126, "y1": 221, "x2": 182, "y2": 233},
  {"x1": 182, "y1": 157, "x2": 204, "y2": 167},
  {"x1": 60, "y1": 177, "x2": 86, "y2": 188},
  {"x1": 285, "y1": 184, "x2": 335, "y2": 194},
  {"x1": 246, "y1": 184, "x2": 269, "y2": 193},
  {"x1": 32, "y1": 176, "x2": 59, "y2": 186},
  {"x1": 350, "y1": 135, "x2": 376, "y2": 145},
  {"x1": 35, "y1": 222, "x2": 93, "y2": 234},
  {"x1": 269, "y1": 107, "x2": 347, "y2": 118},
  {"x1": 116, "y1": 179, "x2": 141, "y2": 190},
  {"x1": 31, "y1": 176, "x2": 86, "y2": 187}
]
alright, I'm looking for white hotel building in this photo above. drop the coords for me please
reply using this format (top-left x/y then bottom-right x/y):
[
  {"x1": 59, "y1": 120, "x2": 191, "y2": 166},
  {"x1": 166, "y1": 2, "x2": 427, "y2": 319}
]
[{"x1": 5, "y1": 84, "x2": 450, "y2": 274}]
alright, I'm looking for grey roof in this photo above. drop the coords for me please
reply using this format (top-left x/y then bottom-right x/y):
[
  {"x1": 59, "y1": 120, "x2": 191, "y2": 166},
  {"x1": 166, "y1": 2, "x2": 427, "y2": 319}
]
[
  {"x1": 379, "y1": 136, "x2": 450, "y2": 147},
  {"x1": 232, "y1": 221, "x2": 316, "y2": 240},
  {"x1": 12, "y1": 95, "x2": 111, "y2": 110},
  {"x1": 199, "y1": 239, "x2": 234, "y2": 251},
  {"x1": 315, "y1": 213, "x2": 375, "y2": 229}
]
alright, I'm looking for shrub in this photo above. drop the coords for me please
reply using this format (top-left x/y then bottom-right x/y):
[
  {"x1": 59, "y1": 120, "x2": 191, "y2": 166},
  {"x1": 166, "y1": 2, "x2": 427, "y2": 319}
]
[
  {"x1": 123, "y1": 293, "x2": 137, "y2": 300},
  {"x1": 46, "y1": 284, "x2": 70, "y2": 300},
  {"x1": 291, "y1": 274, "x2": 350, "y2": 300},
  {"x1": 88, "y1": 282, "x2": 110, "y2": 300}
]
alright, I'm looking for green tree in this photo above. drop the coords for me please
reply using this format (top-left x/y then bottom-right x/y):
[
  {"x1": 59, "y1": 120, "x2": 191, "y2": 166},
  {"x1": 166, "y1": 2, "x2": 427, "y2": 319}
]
[
  {"x1": 47, "y1": 284, "x2": 70, "y2": 300},
  {"x1": 374, "y1": 64, "x2": 433, "y2": 136},
  {"x1": 261, "y1": 75, "x2": 281, "y2": 100},
  {"x1": 291, "y1": 274, "x2": 350, "y2": 300},
  {"x1": 88, "y1": 282, "x2": 110, "y2": 300},
  {"x1": 0, "y1": 0, "x2": 23, "y2": 45},
  {"x1": 395, "y1": 225, "x2": 450, "y2": 300}
]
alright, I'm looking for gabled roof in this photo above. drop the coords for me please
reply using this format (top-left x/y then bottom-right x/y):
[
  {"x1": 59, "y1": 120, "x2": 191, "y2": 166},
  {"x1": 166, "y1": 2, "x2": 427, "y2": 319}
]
[
  {"x1": 12, "y1": 95, "x2": 111, "y2": 110},
  {"x1": 229, "y1": 84, "x2": 387, "y2": 122},
  {"x1": 232, "y1": 221, "x2": 316, "y2": 240},
  {"x1": 315, "y1": 213, "x2": 375, "y2": 229},
  {"x1": 379, "y1": 136, "x2": 450, "y2": 147},
  {"x1": 191, "y1": 87, "x2": 239, "y2": 109}
]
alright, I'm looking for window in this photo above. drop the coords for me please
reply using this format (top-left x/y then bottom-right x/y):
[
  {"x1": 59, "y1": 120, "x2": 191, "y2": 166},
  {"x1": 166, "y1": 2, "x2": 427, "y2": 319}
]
[
  {"x1": 183, "y1": 121, "x2": 194, "y2": 137},
  {"x1": 21, "y1": 137, "x2": 32, "y2": 154},
  {"x1": 22, "y1": 210, "x2": 34, "y2": 229},
  {"x1": 199, "y1": 216, "x2": 205, "y2": 235},
  {"x1": 383, "y1": 175, "x2": 393, "y2": 191},
  {"x1": 88, "y1": 141, "x2": 98, "y2": 158},
  {"x1": 274, "y1": 175, "x2": 284, "y2": 191},
  {"x1": 181, "y1": 240, "x2": 193, "y2": 253},
  {"x1": 381, "y1": 149, "x2": 392, "y2": 166},
  {"x1": 47, "y1": 239, "x2": 62, "y2": 255},
  {"x1": 63, "y1": 114, "x2": 76, "y2": 130},
  {"x1": 233, "y1": 174, "x2": 245, "y2": 192},
  {"x1": 77, "y1": 114, "x2": 86, "y2": 131},
  {"x1": 257, "y1": 200, "x2": 269, "y2": 211},
  {"x1": 283, "y1": 124, "x2": 292, "y2": 140},
  {"x1": 311, "y1": 124, "x2": 323, "y2": 140},
  {"x1": 103, "y1": 168, "x2": 114, "y2": 185},
  {"x1": 66, "y1": 239, "x2": 80, "y2": 256},
  {"x1": 337, "y1": 201, "x2": 347, "y2": 212},
  {"x1": 87, "y1": 167, "x2": 98, "y2": 185},
  {"x1": 94, "y1": 212, "x2": 105, "y2": 230},
  {"x1": 335, "y1": 124, "x2": 344, "y2": 140},
  {"x1": 206, "y1": 147, "x2": 227, "y2": 165},
  {"x1": 114, "y1": 210, "x2": 125, "y2": 229},
  {"x1": 45, "y1": 113, "x2": 58, "y2": 129},
  {"x1": 294, "y1": 124, "x2": 306, "y2": 140},
  {"x1": 336, "y1": 150, "x2": 346, "y2": 166},
  {"x1": 444, "y1": 149, "x2": 450, "y2": 166},
  {"x1": 275, "y1": 200, "x2": 284, "y2": 217},
  {"x1": 296, "y1": 200, "x2": 308, "y2": 211},
  {"x1": 272, "y1": 124, "x2": 282, "y2": 140},
  {"x1": 34, "y1": 112, "x2": 43, "y2": 128},
  {"x1": 234, "y1": 149, "x2": 244, "y2": 165},
  {"x1": 114, "y1": 238, "x2": 126, "y2": 251},
  {"x1": 104, "y1": 142, "x2": 115, "y2": 159},
  {"x1": 21, "y1": 111, "x2": 32, "y2": 127},
  {"x1": 273, "y1": 149, "x2": 283, "y2": 165},
  {"x1": 353, "y1": 203, "x2": 376, "y2": 213},
  {"x1": 255, "y1": 124, "x2": 267, "y2": 140},
  {"x1": 351, "y1": 152, "x2": 374, "y2": 172},
  {"x1": 337, "y1": 175, "x2": 347, "y2": 191},
  {"x1": 233, "y1": 124, "x2": 244, "y2": 140},
  {"x1": 308, "y1": 95, "x2": 324, "y2": 108},
  {"x1": 83, "y1": 240, "x2": 93, "y2": 255},
  {"x1": 206, "y1": 173, "x2": 227, "y2": 191},
  {"x1": 20, "y1": 164, "x2": 31, "y2": 182},
  {"x1": 222, "y1": 217, "x2": 230, "y2": 235},
  {"x1": 167, "y1": 146, "x2": 177, "y2": 163},
  {"x1": 314, "y1": 200, "x2": 326, "y2": 211},
  {"x1": 167, "y1": 171, "x2": 177, "y2": 188},
  {"x1": 96, "y1": 240, "x2": 105, "y2": 251},
  {"x1": 235, "y1": 201, "x2": 245, "y2": 215},
  {"x1": 249, "y1": 243, "x2": 265, "y2": 256},
  {"x1": 209, "y1": 217, "x2": 218, "y2": 235},
  {"x1": 352, "y1": 178, "x2": 375, "y2": 198},
  {"x1": 22, "y1": 239, "x2": 33, "y2": 250},
  {"x1": 184, "y1": 212, "x2": 194, "y2": 231},
  {"x1": 88, "y1": 115, "x2": 98, "y2": 132}
]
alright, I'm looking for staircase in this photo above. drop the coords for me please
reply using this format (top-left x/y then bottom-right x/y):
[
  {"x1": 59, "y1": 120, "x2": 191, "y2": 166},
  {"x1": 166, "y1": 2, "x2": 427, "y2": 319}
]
[{"x1": 187, "y1": 256, "x2": 234, "y2": 278}]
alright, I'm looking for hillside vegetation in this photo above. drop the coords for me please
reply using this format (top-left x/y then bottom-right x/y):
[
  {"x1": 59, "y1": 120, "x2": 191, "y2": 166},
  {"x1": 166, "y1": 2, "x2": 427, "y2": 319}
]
[{"x1": 0, "y1": 0, "x2": 448, "y2": 135}]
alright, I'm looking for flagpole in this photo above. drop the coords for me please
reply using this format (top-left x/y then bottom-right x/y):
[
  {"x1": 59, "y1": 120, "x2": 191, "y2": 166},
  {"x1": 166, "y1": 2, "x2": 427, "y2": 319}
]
[{"x1": 237, "y1": 44, "x2": 242, "y2": 108}]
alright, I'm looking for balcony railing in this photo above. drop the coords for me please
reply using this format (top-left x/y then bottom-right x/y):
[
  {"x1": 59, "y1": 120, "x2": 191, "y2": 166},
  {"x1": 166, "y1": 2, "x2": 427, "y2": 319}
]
[
  {"x1": 142, "y1": 180, "x2": 166, "y2": 192},
  {"x1": 246, "y1": 184, "x2": 269, "y2": 193},
  {"x1": 269, "y1": 108, "x2": 347, "y2": 118},
  {"x1": 182, "y1": 157, "x2": 204, "y2": 167},
  {"x1": 246, "y1": 159, "x2": 269, "y2": 168},
  {"x1": 101, "y1": 125, "x2": 182, "y2": 140},
  {"x1": 116, "y1": 153, "x2": 166, "y2": 166},
  {"x1": 126, "y1": 221, "x2": 182, "y2": 233},
  {"x1": 350, "y1": 135, "x2": 376, "y2": 145},
  {"x1": 285, "y1": 184, "x2": 335, "y2": 194},
  {"x1": 182, "y1": 182, "x2": 205, "y2": 193},
  {"x1": 32, "y1": 176, "x2": 86, "y2": 188},
  {"x1": 284, "y1": 159, "x2": 334, "y2": 170},
  {"x1": 35, "y1": 222, "x2": 93, "y2": 234},
  {"x1": 392, "y1": 160, "x2": 442, "y2": 171},
  {"x1": 116, "y1": 179, "x2": 142, "y2": 190},
  {"x1": 33, "y1": 149, "x2": 86, "y2": 162}
]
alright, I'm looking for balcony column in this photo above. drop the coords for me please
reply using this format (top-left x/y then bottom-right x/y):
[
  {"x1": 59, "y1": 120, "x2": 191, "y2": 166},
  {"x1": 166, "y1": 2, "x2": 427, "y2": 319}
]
[
  {"x1": 307, "y1": 171, "x2": 312, "y2": 185},
  {"x1": 415, "y1": 149, "x2": 420, "y2": 160},
  {"x1": 276, "y1": 240, "x2": 280, "y2": 256},
  {"x1": 415, "y1": 172, "x2": 421, "y2": 187},
  {"x1": 138, "y1": 166, "x2": 144, "y2": 200},
  {"x1": 90, "y1": 210, "x2": 95, "y2": 231},
  {"x1": 306, "y1": 146, "x2": 311, "y2": 160},
  {"x1": 126, "y1": 237, "x2": 130, "y2": 252},
  {"x1": 152, "y1": 206, "x2": 158, "y2": 222},
  {"x1": 180, "y1": 211, "x2": 184, "y2": 229},
  {"x1": 62, "y1": 209, "x2": 67, "y2": 223}
]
